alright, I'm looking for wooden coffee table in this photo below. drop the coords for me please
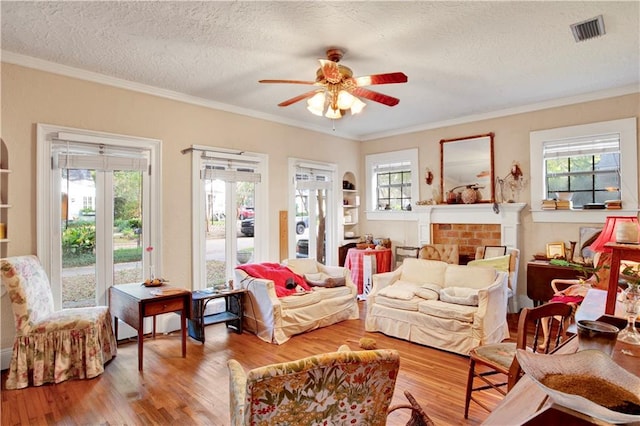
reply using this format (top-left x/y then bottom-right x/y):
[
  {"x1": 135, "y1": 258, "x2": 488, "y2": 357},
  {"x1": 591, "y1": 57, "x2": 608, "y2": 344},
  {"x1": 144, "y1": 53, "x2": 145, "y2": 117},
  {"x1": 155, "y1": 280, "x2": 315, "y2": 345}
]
[{"x1": 109, "y1": 283, "x2": 191, "y2": 371}]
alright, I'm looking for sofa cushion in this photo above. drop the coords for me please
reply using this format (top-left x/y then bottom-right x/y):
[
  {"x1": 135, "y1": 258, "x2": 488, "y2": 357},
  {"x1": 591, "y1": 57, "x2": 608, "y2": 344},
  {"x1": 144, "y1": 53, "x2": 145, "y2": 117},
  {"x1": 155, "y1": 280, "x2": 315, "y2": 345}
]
[
  {"x1": 378, "y1": 280, "x2": 419, "y2": 300},
  {"x1": 400, "y1": 258, "x2": 447, "y2": 286},
  {"x1": 415, "y1": 283, "x2": 440, "y2": 300},
  {"x1": 443, "y1": 264, "x2": 496, "y2": 290},
  {"x1": 439, "y1": 287, "x2": 479, "y2": 306},
  {"x1": 418, "y1": 299, "x2": 477, "y2": 322},
  {"x1": 375, "y1": 295, "x2": 420, "y2": 311},
  {"x1": 304, "y1": 272, "x2": 346, "y2": 288},
  {"x1": 313, "y1": 286, "x2": 352, "y2": 298},
  {"x1": 284, "y1": 258, "x2": 320, "y2": 275},
  {"x1": 467, "y1": 254, "x2": 511, "y2": 273},
  {"x1": 280, "y1": 291, "x2": 322, "y2": 309}
]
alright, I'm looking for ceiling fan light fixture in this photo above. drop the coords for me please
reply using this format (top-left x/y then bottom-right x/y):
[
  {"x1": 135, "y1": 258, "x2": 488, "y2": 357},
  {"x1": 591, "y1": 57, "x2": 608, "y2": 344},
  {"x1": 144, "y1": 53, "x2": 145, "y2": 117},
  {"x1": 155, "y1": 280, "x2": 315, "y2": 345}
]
[
  {"x1": 337, "y1": 90, "x2": 356, "y2": 109},
  {"x1": 350, "y1": 97, "x2": 366, "y2": 115},
  {"x1": 307, "y1": 105, "x2": 324, "y2": 116},
  {"x1": 325, "y1": 107, "x2": 342, "y2": 120},
  {"x1": 307, "y1": 92, "x2": 326, "y2": 109}
]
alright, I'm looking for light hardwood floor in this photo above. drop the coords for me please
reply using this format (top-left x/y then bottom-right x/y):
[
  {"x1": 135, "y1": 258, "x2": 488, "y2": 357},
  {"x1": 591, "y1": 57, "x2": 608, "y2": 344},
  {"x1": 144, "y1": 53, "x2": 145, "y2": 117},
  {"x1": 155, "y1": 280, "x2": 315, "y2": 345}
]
[{"x1": 1, "y1": 302, "x2": 513, "y2": 425}]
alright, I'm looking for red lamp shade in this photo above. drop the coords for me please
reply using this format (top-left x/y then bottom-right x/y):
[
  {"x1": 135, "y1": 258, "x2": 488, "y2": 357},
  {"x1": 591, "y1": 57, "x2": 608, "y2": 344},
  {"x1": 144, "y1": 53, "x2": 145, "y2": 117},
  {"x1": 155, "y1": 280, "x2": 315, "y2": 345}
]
[{"x1": 590, "y1": 216, "x2": 640, "y2": 253}]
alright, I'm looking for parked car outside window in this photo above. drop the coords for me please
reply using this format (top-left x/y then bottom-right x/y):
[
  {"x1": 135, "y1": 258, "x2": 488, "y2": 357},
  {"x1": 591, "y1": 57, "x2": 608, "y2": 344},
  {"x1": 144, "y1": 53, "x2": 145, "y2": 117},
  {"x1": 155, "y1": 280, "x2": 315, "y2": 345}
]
[
  {"x1": 238, "y1": 206, "x2": 255, "y2": 220},
  {"x1": 240, "y1": 218, "x2": 254, "y2": 237}
]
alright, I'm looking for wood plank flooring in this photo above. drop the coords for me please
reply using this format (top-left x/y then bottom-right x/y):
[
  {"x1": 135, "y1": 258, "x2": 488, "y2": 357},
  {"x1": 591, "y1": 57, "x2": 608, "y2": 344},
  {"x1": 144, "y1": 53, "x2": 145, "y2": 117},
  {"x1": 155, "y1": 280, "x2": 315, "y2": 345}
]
[{"x1": 1, "y1": 303, "x2": 516, "y2": 425}]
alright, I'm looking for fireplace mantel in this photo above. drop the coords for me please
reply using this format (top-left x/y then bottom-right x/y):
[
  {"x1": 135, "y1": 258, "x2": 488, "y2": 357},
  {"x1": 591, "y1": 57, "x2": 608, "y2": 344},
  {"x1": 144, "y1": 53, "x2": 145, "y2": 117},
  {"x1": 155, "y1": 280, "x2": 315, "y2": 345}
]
[{"x1": 415, "y1": 203, "x2": 526, "y2": 249}]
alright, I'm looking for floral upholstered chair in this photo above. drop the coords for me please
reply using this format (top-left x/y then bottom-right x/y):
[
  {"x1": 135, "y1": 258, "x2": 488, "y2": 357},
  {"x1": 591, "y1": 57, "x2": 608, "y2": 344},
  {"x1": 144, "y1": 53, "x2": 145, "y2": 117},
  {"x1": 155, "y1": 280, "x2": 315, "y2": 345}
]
[
  {"x1": 1, "y1": 255, "x2": 117, "y2": 389},
  {"x1": 227, "y1": 345, "x2": 400, "y2": 426}
]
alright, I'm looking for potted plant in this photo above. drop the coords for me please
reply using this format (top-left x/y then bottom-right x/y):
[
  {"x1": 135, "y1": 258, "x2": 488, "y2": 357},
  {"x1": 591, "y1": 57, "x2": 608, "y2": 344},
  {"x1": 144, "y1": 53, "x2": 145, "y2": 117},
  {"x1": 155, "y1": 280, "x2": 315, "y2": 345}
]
[{"x1": 236, "y1": 248, "x2": 253, "y2": 264}]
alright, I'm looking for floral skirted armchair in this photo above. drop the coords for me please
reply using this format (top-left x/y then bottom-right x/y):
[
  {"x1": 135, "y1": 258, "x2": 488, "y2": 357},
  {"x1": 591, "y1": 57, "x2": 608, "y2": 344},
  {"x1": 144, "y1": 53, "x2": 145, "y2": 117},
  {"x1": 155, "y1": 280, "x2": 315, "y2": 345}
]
[
  {"x1": 1, "y1": 255, "x2": 117, "y2": 389},
  {"x1": 227, "y1": 345, "x2": 400, "y2": 426}
]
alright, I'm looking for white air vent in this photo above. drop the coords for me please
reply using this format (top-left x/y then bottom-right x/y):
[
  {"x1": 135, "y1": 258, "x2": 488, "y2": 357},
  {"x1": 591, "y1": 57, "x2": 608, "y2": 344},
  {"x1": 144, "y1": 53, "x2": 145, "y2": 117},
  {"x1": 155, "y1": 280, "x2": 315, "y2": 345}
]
[{"x1": 571, "y1": 15, "x2": 605, "y2": 42}]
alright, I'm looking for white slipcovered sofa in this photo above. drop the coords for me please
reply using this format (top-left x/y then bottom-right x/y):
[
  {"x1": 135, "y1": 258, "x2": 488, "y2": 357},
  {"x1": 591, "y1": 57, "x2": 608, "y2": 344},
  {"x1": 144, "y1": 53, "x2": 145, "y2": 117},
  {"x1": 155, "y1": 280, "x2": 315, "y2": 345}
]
[
  {"x1": 365, "y1": 258, "x2": 510, "y2": 355},
  {"x1": 234, "y1": 258, "x2": 359, "y2": 344}
]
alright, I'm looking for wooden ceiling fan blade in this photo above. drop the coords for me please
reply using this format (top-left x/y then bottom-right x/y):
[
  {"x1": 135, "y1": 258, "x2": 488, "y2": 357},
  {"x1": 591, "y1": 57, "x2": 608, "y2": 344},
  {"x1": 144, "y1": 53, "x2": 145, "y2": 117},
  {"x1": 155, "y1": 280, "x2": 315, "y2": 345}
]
[
  {"x1": 259, "y1": 79, "x2": 317, "y2": 85},
  {"x1": 353, "y1": 72, "x2": 408, "y2": 87},
  {"x1": 351, "y1": 87, "x2": 400, "y2": 106},
  {"x1": 319, "y1": 59, "x2": 342, "y2": 84},
  {"x1": 277, "y1": 89, "x2": 322, "y2": 107}
]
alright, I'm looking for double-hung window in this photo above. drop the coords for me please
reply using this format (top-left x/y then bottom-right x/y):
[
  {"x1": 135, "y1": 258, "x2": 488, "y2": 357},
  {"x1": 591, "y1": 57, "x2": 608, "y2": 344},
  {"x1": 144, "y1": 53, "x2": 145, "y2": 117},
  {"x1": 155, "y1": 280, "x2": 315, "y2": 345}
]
[
  {"x1": 543, "y1": 134, "x2": 620, "y2": 208},
  {"x1": 530, "y1": 117, "x2": 638, "y2": 221},
  {"x1": 366, "y1": 149, "x2": 418, "y2": 217}
]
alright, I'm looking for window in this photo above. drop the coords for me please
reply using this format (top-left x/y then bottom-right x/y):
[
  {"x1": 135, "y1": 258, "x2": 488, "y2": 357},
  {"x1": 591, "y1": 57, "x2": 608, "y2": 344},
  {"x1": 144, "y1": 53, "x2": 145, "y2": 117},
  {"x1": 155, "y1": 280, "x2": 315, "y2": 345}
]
[
  {"x1": 530, "y1": 117, "x2": 638, "y2": 222},
  {"x1": 543, "y1": 133, "x2": 620, "y2": 208},
  {"x1": 365, "y1": 149, "x2": 418, "y2": 218},
  {"x1": 37, "y1": 124, "x2": 161, "y2": 309},
  {"x1": 190, "y1": 146, "x2": 267, "y2": 290},
  {"x1": 82, "y1": 196, "x2": 95, "y2": 211}
]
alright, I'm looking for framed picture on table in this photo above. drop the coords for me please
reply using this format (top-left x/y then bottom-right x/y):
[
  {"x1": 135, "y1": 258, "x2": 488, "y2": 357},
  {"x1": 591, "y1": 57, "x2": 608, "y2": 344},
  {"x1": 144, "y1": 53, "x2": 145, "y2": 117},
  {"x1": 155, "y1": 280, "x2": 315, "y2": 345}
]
[
  {"x1": 484, "y1": 245, "x2": 507, "y2": 259},
  {"x1": 546, "y1": 242, "x2": 566, "y2": 259}
]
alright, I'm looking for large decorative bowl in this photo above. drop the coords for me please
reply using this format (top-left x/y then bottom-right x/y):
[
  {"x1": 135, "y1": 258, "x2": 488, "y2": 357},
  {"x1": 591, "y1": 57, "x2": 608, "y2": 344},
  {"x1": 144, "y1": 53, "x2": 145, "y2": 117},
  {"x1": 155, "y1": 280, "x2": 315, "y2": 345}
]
[{"x1": 516, "y1": 349, "x2": 640, "y2": 424}]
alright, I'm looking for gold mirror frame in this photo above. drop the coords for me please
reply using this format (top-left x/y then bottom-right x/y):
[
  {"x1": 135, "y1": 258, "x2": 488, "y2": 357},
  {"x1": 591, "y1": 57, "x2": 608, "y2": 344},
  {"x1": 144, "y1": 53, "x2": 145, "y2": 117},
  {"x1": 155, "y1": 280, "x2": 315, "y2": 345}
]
[{"x1": 440, "y1": 133, "x2": 495, "y2": 204}]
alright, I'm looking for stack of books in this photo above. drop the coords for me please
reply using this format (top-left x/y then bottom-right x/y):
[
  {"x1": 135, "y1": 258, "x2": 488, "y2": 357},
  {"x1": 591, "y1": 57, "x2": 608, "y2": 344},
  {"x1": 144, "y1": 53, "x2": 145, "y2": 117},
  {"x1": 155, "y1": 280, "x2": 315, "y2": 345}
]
[
  {"x1": 605, "y1": 199, "x2": 622, "y2": 210},
  {"x1": 556, "y1": 200, "x2": 572, "y2": 210},
  {"x1": 541, "y1": 199, "x2": 557, "y2": 210}
]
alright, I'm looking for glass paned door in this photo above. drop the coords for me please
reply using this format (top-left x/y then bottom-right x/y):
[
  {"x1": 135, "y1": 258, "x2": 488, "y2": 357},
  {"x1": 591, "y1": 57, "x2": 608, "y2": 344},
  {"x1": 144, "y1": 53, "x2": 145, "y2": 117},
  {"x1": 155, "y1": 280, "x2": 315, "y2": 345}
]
[
  {"x1": 294, "y1": 171, "x2": 330, "y2": 264},
  {"x1": 202, "y1": 175, "x2": 256, "y2": 289},
  {"x1": 60, "y1": 168, "x2": 144, "y2": 308}
]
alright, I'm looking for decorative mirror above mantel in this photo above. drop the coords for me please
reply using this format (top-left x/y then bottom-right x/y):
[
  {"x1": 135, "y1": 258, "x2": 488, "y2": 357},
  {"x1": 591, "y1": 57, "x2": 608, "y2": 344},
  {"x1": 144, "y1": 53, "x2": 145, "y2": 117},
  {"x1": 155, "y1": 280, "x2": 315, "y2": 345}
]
[{"x1": 440, "y1": 133, "x2": 495, "y2": 204}]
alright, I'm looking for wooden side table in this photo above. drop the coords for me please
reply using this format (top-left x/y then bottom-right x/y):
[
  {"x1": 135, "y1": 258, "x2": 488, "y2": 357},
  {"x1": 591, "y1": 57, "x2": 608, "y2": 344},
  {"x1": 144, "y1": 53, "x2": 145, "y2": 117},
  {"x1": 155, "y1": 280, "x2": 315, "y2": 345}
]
[
  {"x1": 188, "y1": 288, "x2": 246, "y2": 343},
  {"x1": 109, "y1": 283, "x2": 191, "y2": 371},
  {"x1": 526, "y1": 260, "x2": 579, "y2": 306},
  {"x1": 604, "y1": 242, "x2": 640, "y2": 314}
]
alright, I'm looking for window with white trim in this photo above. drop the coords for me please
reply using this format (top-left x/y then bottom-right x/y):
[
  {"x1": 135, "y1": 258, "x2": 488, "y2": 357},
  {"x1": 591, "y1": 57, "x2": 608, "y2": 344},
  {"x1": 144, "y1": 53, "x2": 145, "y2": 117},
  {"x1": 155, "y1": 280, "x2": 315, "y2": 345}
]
[
  {"x1": 543, "y1": 133, "x2": 620, "y2": 208},
  {"x1": 530, "y1": 117, "x2": 638, "y2": 218},
  {"x1": 365, "y1": 149, "x2": 418, "y2": 215}
]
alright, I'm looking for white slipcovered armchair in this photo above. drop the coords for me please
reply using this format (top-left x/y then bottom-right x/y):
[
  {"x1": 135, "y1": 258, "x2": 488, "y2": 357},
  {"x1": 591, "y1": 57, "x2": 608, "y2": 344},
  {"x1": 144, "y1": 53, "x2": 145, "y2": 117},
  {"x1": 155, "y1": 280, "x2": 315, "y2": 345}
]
[{"x1": 234, "y1": 258, "x2": 359, "y2": 344}]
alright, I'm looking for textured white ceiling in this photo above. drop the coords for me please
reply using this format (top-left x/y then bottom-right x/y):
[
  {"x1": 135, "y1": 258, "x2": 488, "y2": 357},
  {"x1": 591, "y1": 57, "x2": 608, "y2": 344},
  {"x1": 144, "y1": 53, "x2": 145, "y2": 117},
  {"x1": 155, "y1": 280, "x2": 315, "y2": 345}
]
[{"x1": 1, "y1": 1, "x2": 639, "y2": 140}]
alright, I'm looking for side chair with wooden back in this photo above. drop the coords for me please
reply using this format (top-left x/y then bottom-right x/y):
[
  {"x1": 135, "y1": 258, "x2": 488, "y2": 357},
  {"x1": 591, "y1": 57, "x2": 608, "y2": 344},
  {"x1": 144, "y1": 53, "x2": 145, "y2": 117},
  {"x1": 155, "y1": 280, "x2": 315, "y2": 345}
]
[{"x1": 463, "y1": 302, "x2": 573, "y2": 419}]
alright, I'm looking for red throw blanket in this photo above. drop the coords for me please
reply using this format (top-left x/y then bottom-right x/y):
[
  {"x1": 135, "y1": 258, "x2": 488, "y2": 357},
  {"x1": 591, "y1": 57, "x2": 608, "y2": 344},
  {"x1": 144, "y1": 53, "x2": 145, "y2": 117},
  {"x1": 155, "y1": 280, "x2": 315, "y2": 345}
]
[{"x1": 236, "y1": 262, "x2": 311, "y2": 297}]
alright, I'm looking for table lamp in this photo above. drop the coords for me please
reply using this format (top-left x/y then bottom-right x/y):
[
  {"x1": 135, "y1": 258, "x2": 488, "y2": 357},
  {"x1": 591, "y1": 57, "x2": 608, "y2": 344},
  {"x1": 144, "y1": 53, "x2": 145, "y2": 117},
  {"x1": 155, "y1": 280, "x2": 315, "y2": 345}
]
[{"x1": 590, "y1": 216, "x2": 640, "y2": 253}]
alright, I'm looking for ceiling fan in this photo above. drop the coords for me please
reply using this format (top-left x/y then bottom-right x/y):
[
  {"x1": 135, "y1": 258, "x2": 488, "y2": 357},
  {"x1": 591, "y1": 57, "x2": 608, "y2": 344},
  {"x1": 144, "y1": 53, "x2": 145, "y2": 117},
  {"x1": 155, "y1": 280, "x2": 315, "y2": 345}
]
[{"x1": 259, "y1": 48, "x2": 408, "y2": 119}]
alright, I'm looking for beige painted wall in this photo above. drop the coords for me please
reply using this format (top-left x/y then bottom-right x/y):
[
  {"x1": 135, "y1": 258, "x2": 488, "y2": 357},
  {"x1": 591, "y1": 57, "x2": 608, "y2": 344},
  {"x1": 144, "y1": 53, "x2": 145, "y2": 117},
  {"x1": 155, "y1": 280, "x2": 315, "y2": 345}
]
[
  {"x1": 1, "y1": 61, "x2": 638, "y2": 354},
  {"x1": 358, "y1": 93, "x2": 640, "y2": 308},
  {"x1": 0, "y1": 63, "x2": 360, "y2": 351}
]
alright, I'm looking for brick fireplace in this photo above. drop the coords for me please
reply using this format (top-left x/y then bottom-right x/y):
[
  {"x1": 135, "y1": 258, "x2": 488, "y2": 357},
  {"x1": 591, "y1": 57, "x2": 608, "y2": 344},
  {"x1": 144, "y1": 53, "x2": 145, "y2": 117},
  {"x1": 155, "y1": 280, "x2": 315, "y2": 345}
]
[
  {"x1": 432, "y1": 223, "x2": 502, "y2": 260},
  {"x1": 415, "y1": 203, "x2": 526, "y2": 260}
]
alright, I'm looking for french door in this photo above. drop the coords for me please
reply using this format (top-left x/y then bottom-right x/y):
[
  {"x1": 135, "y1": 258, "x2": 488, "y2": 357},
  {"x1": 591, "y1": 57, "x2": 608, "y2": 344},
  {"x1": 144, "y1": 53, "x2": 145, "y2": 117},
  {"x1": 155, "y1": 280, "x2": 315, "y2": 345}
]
[
  {"x1": 290, "y1": 160, "x2": 337, "y2": 264},
  {"x1": 191, "y1": 146, "x2": 266, "y2": 290},
  {"x1": 37, "y1": 125, "x2": 161, "y2": 309}
]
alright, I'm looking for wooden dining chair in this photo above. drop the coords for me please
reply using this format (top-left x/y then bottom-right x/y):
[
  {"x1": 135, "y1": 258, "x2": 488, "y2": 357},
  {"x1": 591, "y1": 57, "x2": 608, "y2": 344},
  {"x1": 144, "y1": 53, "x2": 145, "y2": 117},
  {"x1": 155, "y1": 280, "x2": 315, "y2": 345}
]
[{"x1": 463, "y1": 302, "x2": 574, "y2": 418}]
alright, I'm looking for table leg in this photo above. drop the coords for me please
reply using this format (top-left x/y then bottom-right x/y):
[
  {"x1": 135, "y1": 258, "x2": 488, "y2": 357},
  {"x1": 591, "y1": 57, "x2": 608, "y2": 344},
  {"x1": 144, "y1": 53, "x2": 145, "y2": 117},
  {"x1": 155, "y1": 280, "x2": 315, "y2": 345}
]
[
  {"x1": 152, "y1": 315, "x2": 156, "y2": 339},
  {"x1": 114, "y1": 316, "x2": 119, "y2": 341},
  {"x1": 138, "y1": 324, "x2": 144, "y2": 371},
  {"x1": 606, "y1": 249, "x2": 623, "y2": 315},
  {"x1": 181, "y1": 307, "x2": 186, "y2": 358}
]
